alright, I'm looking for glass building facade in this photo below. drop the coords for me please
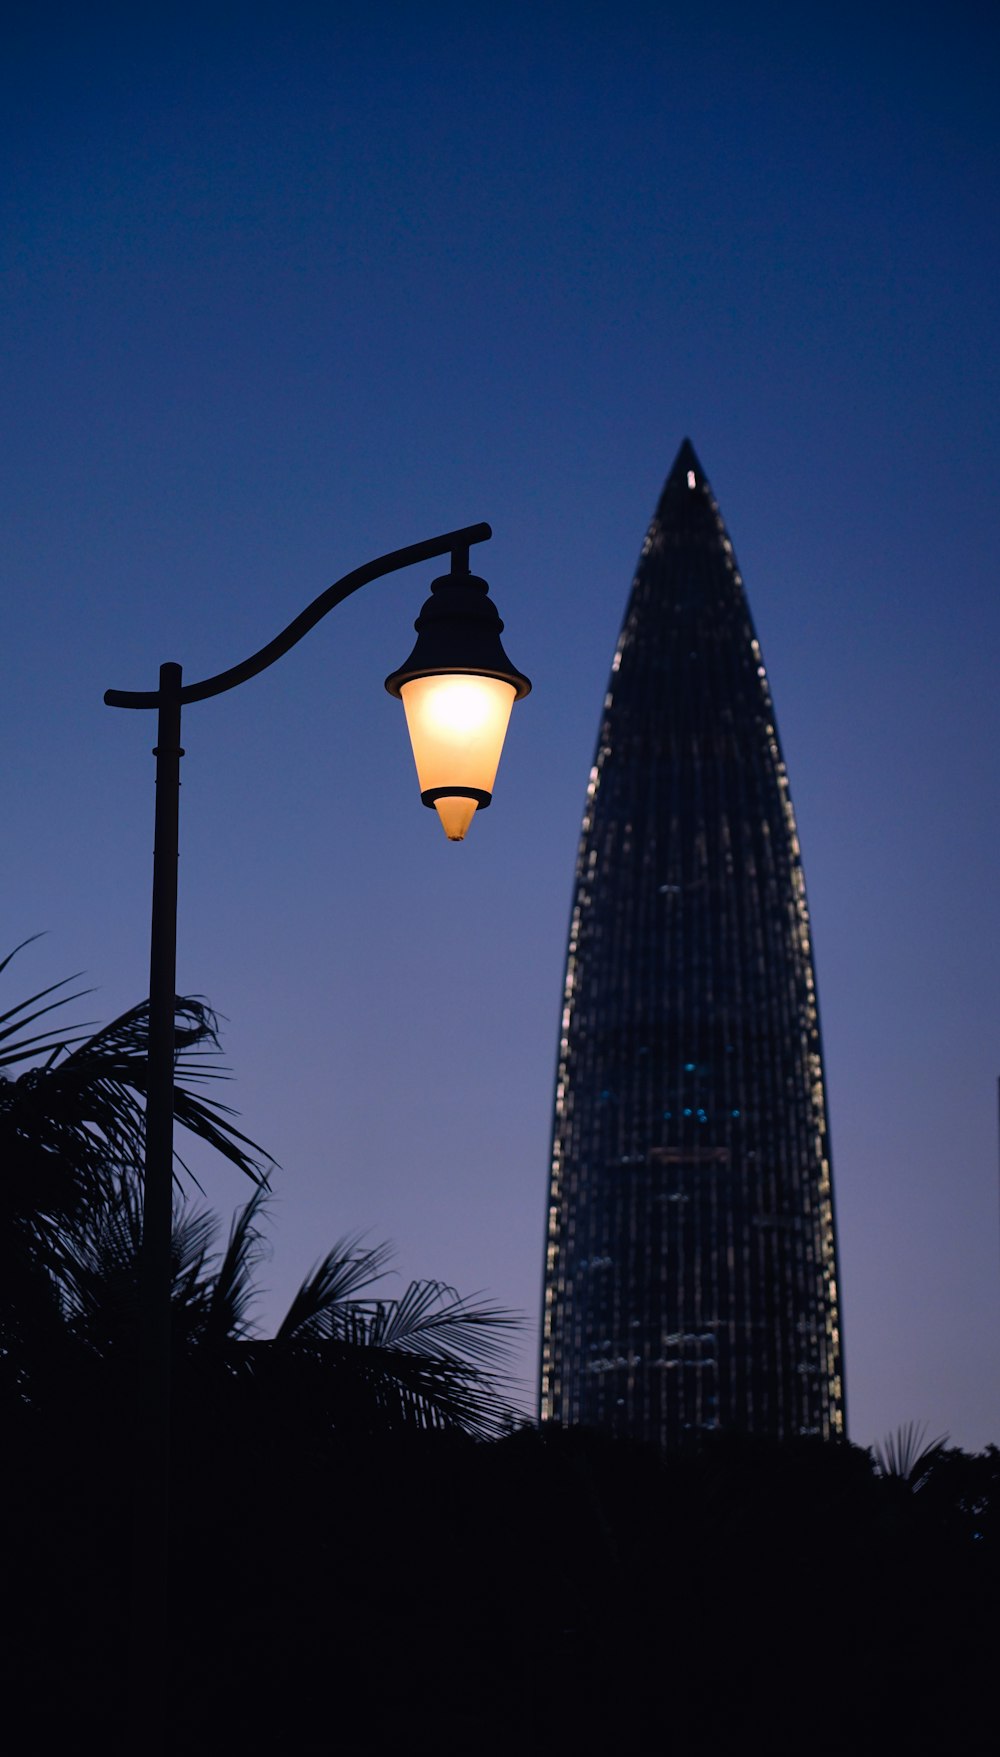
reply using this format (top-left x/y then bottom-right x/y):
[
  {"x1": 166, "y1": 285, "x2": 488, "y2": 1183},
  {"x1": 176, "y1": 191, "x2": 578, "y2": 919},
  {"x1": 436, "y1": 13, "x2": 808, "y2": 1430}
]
[{"x1": 540, "y1": 441, "x2": 845, "y2": 1446}]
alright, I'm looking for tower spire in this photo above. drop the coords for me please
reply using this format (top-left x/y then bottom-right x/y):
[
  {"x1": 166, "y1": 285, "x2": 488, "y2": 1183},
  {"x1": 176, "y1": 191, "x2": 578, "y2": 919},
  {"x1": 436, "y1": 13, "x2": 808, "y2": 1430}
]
[{"x1": 540, "y1": 445, "x2": 844, "y2": 1446}]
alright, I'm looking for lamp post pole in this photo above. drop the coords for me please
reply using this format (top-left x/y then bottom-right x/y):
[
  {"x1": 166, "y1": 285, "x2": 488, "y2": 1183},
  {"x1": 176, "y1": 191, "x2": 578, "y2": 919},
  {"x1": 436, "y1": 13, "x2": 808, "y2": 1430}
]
[
  {"x1": 106, "y1": 522, "x2": 529, "y2": 1751},
  {"x1": 135, "y1": 660, "x2": 183, "y2": 1658}
]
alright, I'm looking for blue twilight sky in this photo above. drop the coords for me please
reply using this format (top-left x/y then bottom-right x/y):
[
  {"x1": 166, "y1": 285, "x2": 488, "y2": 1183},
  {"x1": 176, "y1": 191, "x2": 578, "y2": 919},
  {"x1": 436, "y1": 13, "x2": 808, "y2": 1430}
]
[{"x1": 3, "y1": 1, "x2": 998, "y2": 1450}]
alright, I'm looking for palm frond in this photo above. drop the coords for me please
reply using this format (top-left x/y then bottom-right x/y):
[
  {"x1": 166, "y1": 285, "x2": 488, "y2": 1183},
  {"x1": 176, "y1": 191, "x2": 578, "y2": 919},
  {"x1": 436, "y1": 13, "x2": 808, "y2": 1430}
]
[
  {"x1": 201, "y1": 1185, "x2": 270, "y2": 1345},
  {"x1": 269, "y1": 1261, "x2": 523, "y2": 1439},
  {"x1": 171, "y1": 1204, "x2": 220, "y2": 1300},
  {"x1": 0, "y1": 975, "x2": 273, "y2": 1230},
  {"x1": 0, "y1": 935, "x2": 47, "y2": 977},
  {"x1": 301, "y1": 1330, "x2": 519, "y2": 1440},
  {"x1": 85, "y1": 997, "x2": 274, "y2": 1186},
  {"x1": 874, "y1": 1421, "x2": 948, "y2": 1488},
  {"x1": 54, "y1": 1173, "x2": 144, "y2": 1354},
  {"x1": 273, "y1": 1235, "x2": 396, "y2": 1342},
  {"x1": 0, "y1": 998, "x2": 97, "y2": 1066},
  {"x1": 53, "y1": 1181, "x2": 224, "y2": 1356},
  {"x1": 366, "y1": 1278, "x2": 520, "y2": 1366},
  {"x1": 0, "y1": 936, "x2": 97, "y2": 1064}
]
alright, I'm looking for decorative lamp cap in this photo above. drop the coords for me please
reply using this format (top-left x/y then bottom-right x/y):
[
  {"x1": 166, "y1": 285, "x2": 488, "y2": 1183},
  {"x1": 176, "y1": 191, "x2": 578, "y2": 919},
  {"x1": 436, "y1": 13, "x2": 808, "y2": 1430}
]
[{"x1": 384, "y1": 571, "x2": 531, "y2": 699}]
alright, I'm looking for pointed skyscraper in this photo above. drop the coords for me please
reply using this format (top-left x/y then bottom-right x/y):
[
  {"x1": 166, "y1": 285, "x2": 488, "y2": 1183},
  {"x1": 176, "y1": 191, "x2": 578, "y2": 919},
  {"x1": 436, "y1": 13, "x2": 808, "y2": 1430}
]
[{"x1": 541, "y1": 442, "x2": 845, "y2": 1446}]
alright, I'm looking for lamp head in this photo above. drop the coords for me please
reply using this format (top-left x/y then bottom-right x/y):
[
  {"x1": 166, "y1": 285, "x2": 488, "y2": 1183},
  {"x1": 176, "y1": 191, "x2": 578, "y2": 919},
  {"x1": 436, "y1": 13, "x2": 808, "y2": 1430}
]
[{"x1": 385, "y1": 562, "x2": 531, "y2": 841}]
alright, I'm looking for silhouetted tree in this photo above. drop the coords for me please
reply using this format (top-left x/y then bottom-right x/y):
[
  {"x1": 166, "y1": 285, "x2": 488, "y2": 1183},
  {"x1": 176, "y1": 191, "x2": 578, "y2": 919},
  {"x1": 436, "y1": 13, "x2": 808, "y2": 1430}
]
[
  {"x1": 48, "y1": 1176, "x2": 520, "y2": 1441},
  {"x1": 0, "y1": 940, "x2": 266, "y2": 1402},
  {"x1": 1, "y1": 941, "x2": 519, "y2": 1440}
]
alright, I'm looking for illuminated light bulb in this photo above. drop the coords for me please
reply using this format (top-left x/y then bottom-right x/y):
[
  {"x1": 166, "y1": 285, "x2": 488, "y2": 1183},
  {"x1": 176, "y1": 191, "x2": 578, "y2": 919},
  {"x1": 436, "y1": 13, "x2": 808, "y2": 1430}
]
[{"x1": 399, "y1": 673, "x2": 517, "y2": 840}]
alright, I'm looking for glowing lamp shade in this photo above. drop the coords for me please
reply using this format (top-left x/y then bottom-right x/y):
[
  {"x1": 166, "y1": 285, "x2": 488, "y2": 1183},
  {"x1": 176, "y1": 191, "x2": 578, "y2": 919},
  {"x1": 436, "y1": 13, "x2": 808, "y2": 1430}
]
[
  {"x1": 385, "y1": 562, "x2": 530, "y2": 838},
  {"x1": 399, "y1": 673, "x2": 517, "y2": 840}
]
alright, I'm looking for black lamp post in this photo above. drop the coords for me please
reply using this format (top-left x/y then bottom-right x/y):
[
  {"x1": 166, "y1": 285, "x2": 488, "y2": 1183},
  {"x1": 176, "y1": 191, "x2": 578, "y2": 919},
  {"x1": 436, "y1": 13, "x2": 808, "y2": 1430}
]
[{"x1": 105, "y1": 521, "x2": 529, "y2": 1742}]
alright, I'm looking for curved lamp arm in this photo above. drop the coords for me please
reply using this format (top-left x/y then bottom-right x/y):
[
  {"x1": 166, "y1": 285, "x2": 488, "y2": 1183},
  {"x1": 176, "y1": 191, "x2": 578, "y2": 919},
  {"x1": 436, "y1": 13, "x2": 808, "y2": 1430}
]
[{"x1": 104, "y1": 521, "x2": 491, "y2": 709}]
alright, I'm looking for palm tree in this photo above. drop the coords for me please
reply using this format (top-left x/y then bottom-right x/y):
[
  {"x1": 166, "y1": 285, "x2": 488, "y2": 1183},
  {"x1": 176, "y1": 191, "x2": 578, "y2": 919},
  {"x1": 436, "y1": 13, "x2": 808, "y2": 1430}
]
[
  {"x1": 0, "y1": 939, "x2": 269, "y2": 1401},
  {"x1": 1, "y1": 941, "x2": 520, "y2": 1437},
  {"x1": 53, "y1": 1178, "x2": 520, "y2": 1440}
]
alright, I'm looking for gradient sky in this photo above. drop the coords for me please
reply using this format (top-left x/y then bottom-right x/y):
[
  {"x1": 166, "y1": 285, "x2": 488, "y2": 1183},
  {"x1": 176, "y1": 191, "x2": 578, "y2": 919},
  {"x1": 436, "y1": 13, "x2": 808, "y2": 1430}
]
[{"x1": 3, "y1": 1, "x2": 998, "y2": 1451}]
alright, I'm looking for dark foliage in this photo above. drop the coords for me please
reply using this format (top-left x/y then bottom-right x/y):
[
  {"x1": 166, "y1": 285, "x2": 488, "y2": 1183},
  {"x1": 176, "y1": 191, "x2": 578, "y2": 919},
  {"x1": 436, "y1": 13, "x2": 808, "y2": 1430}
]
[
  {"x1": 0, "y1": 943, "x2": 268, "y2": 1404},
  {"x1": 4, "y1": 948, "x2": 996, "y2": 1753},
  {"x1": 1, "y1": 947, "x2": 519, "y2": 1442},
  {"x1": 7, "y1": 1414, "x2": 1000, "y2": 1756}
]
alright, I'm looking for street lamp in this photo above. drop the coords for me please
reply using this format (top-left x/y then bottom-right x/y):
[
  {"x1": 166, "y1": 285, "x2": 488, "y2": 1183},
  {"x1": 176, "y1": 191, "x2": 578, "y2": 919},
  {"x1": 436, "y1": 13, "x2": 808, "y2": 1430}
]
[
  {"x1": 105, "y1": 520, "x2": 529, "y2": 1738},
  {"x1": 385, "y1": 552, "x2": 530, "y2": 840}
]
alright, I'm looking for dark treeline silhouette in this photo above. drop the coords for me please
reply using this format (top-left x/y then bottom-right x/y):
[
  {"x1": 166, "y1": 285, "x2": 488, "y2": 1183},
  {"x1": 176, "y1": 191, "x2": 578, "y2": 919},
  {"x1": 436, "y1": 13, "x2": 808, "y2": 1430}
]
[
  {"x1": 4, "y1": 950, "x2": 998, "y2": 1753},
  {"x1": 8, "y1": 1408, "x2": 1000, "y2": 1753}
]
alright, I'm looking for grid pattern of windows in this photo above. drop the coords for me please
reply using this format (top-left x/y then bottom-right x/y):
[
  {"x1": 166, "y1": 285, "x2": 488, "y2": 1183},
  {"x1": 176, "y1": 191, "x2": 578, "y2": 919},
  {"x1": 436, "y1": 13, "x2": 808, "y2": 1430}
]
[{"x1": 540, "y1": 441, "x2": 845, "y2": 1446}]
